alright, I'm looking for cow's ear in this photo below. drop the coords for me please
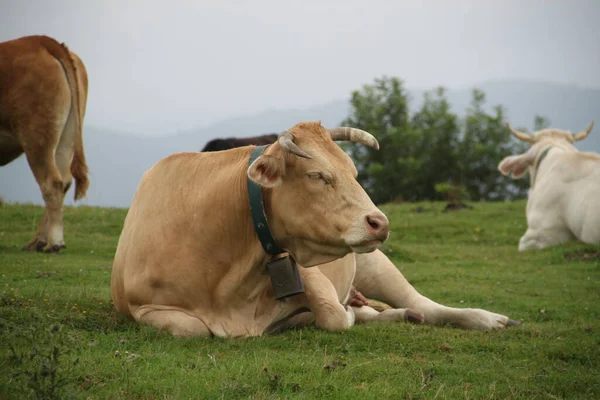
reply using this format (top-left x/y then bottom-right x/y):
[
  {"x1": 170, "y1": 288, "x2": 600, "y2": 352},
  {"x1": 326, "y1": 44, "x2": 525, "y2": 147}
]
[
  {"x1": 498, "y1": 152, "x2": 534, "y2": 179},
  {"x1": 248, "y1": 155, "x2": 286, "y2": 188}
]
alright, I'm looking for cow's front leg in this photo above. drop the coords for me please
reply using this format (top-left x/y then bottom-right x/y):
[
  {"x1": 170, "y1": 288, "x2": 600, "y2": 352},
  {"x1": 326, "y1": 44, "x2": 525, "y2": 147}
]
[
  {"x1": 347, "y1": 286, "x2": 424, "y2": 325},
  {"x1": 300, "y1": 267, "x2": 355, "y2": 332},
  {"x1": 352, "y1": 305, "x2": 424, "y2": 324},
  {"x1": 354, "y1": 250, "x2": 520, "y2": 331}
]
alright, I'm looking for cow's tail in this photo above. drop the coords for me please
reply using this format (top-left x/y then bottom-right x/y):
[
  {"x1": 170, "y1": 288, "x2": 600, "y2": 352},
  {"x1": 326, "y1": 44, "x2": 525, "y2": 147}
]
[
  {"x1": 44, "y1": 37, "x2": 89, "y2": 200},
  {"x1": 66, "y1": 46, "x2": 90, "y2": 201}
]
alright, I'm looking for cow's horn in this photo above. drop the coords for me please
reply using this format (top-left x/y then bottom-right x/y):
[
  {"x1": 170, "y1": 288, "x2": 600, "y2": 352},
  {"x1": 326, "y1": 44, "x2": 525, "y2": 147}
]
[
  {"x1": 277, "y1": 131, "x2": 312, "y2": 159},
  {"x1": 506, "y1": 123, "x2": 534, "y2": 143},
  {"x1": 573, "y1": 121, "x2": 594, "y2": 141},
  {"x1": 328, "y1": 127, "x2": 380, "y2": 150}
]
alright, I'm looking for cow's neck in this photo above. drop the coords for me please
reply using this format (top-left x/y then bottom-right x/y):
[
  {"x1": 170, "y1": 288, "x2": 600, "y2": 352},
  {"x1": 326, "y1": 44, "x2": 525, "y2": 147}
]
[
  {"x1": 247, "y1": 145, "x2": 305, "y2": 300},
  {"x1": 247, "y1": 146, "x2": 285, "y2": 255}
]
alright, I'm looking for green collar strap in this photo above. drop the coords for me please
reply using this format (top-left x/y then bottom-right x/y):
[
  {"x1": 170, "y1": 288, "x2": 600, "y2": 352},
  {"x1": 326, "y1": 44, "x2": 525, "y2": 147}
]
[
  {"x1": 247, "y1": 145, "x2": 285, "y2": 256},
  {"x1": 535, "y1": 147, "x2": 552, "y2": 170}
]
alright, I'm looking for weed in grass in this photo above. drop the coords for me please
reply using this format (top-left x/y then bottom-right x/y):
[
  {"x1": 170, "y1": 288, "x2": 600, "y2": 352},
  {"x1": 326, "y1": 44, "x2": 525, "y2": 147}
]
[{"x1": 4, "y1": 316, "x2": 79, "y2": 399}]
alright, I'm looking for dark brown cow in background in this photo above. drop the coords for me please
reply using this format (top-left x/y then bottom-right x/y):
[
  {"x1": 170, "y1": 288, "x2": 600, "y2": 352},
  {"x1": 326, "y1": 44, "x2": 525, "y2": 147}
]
[
  {"x1": 0, "y1": 35, "x2": 89, "y2": 253},
  {"x1": 201, "y1": 134, "x2": 278, "y2": 152}
]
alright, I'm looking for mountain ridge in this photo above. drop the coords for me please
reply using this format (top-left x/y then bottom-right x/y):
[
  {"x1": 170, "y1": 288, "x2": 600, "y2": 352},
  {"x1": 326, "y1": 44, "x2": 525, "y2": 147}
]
[{"x1": 1, "y1": 79, "x2": 598, "y2": 208}]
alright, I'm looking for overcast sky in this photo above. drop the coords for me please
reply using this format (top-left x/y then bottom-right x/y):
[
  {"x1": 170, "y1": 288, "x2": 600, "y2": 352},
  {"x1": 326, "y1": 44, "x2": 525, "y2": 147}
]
[{"x1": 2, "y1": 0, "x2": 599, "y2": 136}]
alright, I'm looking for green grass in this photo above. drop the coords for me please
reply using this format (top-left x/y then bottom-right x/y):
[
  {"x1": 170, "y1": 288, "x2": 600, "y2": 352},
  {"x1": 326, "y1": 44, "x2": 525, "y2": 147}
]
[{"x1": 1, "y1": 201, "x2": 599, "y2": 399}]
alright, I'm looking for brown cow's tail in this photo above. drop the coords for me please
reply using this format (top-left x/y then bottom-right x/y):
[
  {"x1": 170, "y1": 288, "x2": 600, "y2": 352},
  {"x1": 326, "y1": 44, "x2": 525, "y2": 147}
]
[
  {"x1": 71, "y1": 117, "x2": 89, "y2": 201},
  {"x1": 45, "y1": 38, "x2": 89, "y2": 200}
]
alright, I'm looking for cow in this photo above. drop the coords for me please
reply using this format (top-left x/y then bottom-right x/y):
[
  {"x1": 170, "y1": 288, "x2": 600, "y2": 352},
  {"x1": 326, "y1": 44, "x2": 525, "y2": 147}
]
[
  {"x1": 201, "y1": 134, "x2": 278, "y2": 152},
  {"x1": 0, "y1": 35, "x2": 89, "y2": 253},
  {"x1": 200, "y1": 131, "x2": 382, "y2": 308},
  {"x1": 498, "y1": 122, "x2": 600, "y2": 251},
  {"x1": 112, "y1": 121, "x2": 518, "y2": 338}
]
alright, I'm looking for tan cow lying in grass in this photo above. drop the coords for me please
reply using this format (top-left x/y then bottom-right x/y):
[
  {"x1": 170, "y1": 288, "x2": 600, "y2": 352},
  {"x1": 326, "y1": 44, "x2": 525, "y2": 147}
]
[
  {"x1": 0, "y1": 35, "x2": 89, "y2": 252},
  {"x1": 498, "y1": 122, "x2": 600, "y2": 251},
  {"x1": 112, "y1": 121, "x2": 518, "y2": 338}
]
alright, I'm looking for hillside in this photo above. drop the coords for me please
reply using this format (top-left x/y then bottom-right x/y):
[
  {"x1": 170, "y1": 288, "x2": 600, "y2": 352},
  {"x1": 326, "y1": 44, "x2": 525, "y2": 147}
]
[{"x1": 1, "y1": 80, "x2": 598, "y2": 208}]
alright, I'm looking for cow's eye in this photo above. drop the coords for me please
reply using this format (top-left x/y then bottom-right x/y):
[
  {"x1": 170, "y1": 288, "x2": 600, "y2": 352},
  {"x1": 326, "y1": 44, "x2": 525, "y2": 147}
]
[{"x1": 307, "y1": 172, "x2": 331, "y2": 185}]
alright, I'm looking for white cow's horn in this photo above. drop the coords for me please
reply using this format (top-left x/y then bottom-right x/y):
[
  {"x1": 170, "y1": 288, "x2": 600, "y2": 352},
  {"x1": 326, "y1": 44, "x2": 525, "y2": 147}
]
[
  {"x1": 573, "y1": 121, "x2": 594, "y2": 142},
  {"x1": 277, "y1": 131, "x2": 312, "y2": 159},
  {"x1": 328, "y1": 127, "x2": 380, "y2": 150},
  {"x1": 506, "y1": 123, "x2": 534, "y2": 143}
]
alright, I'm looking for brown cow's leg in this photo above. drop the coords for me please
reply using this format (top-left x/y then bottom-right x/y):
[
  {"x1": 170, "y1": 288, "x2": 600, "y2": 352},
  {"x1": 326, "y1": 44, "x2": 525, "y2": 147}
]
[
  {"x1": 24, "y1": 212, "x2": 49, "y2": 251},
  {"x1": 352, "y1": 305, "x2": 424, "y2": 324},
  {"x1": 296, "y1": 267, "x2": 355, "y2": 332},
  {"x1": 23, "y1": 147, "x2": 66, "y2": 253},
  {"x1": 20, "y1": 76, "x2": 72, "y2": 252},
  {"x1": 271, "y1": 267, "x2": 355, "y2": 333},
  {"x1": 133, "y1": 305, "x2": 212, "y2": 338},
  {"x1": 47, "y1": 110, "x2": 78, "y2": 249},
  {"x1": 354, "y1": 250, "x2": 519, "y2": 331}
]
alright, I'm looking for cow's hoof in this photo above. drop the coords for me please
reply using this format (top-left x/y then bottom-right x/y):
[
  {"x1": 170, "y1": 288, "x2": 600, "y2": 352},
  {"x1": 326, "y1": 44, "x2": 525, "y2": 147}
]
[
  {"x1": 23, "y1": 238, "x2": 47, "y2": 252},
  {"x1": 41, "y1": 243, "x2": 64, "y2": 253},
  {"x1": 347, "y1": 287, "x2": 369, "y2": 308},
  {"x1": 506, "y1": 319, "x2": 522, "y2": 327},
  {"x1": 405, "y1": 309, "x2": 424, "y2": 324}
]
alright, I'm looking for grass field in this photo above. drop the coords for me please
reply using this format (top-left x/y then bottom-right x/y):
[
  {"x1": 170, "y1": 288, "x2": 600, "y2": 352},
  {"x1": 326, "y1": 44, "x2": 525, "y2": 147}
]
[{"x1": 1, "y1": 200, "x2": 599, "y2": 399}]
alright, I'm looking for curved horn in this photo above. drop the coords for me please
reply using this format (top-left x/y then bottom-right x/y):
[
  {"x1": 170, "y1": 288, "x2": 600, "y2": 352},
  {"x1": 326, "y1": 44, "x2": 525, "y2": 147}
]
[
  {"x1": 277, "y1": 131, "x2": 312, "y2": 159},
  {"x1": 506, "y1": 123, "x2": 534, "y2": 143},
  {"x1": 573, "y1": 121, "x2": 594, "y2": 141},
  {"x1": 328, "y1": 127, "x2": 380, "y2": 150}
]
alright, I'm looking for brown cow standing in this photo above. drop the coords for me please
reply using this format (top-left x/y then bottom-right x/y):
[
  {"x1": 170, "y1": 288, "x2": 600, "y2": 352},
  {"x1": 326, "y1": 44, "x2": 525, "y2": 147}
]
[{"x1": 0, "y1": 35, "x2": 89, "y2": 252}]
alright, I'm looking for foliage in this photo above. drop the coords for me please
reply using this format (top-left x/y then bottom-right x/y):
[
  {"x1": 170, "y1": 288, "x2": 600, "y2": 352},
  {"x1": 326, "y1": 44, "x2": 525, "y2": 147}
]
[
  {"x1": 342, "y1": 77, "x2": 535, "y2": 204},
  {"x1": 341, "y1": 77, "x2": 417, "y2": 203},
  {"x1": 434, "y1": 182, "x2": 468, "y2": 205},
  {"x1": 1, "y1": 203, "x2": 599, "y2": 399},
  {"x1": 5, "y1": 319, "x2": 79, "y2": 399}
]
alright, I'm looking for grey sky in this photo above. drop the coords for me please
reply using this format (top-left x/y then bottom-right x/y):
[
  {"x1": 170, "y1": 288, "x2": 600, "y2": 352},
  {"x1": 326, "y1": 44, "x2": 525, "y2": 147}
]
[{"x1": 2, "y1": 0, "x2": 599, "y2": 136}]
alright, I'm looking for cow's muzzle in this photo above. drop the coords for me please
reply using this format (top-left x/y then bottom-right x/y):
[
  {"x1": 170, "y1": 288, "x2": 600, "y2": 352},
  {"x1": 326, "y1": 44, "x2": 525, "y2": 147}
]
[{"x1": 348, "y1": 212, "x2": 390, "y2": 253}]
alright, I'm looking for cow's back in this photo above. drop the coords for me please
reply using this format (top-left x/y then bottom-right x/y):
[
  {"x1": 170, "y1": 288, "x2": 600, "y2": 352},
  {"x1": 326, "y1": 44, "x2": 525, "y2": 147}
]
[
  {"x1": 563, "y1": 153, "x2": 600, "y2": 242},
  {"x1": 532, "y1": 152, "x2": 600, "y2": 244}
]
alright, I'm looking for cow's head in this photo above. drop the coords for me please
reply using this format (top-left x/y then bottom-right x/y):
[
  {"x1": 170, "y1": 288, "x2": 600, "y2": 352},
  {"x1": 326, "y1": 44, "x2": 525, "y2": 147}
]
[
  {"x1": 247, "y1": 121, "x2": 388, "y2": 267},
  {"x1": 498, "y1": 121, "x2": 594, "y2": 183}
]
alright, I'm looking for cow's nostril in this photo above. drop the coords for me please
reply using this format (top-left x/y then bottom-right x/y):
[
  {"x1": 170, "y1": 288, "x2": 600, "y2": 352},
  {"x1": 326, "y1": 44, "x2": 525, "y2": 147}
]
[
  {"x1": 367, "y1": 216, "x2": 380, "y2": 230},
  {"x1": 365, "y1": 213, "x2": 390, "y2": 241}
]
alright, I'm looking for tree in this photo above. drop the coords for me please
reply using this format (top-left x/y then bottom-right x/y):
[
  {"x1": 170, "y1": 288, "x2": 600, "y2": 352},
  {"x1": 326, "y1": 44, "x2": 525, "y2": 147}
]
[
  {"x1": 457, "y1": 89, "x2": 529, "y2": 200},
  {"x1": 341, "y1": 77, "x2": 535, "y2": 204},
  {"x1": 410, "y1": 86, "x2": 461, "y2": 201},
  {"x1": 533, "y1": 115, "x2": 551, "y2": 130},
  {"x1": 341, "y1": 77, "x2": 419, "y2": 204}
]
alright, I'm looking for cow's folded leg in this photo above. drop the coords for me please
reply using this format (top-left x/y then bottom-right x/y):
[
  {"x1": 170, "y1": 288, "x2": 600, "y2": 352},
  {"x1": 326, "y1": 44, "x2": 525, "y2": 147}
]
[
  {"x1": 354, "y1": 250, "x2": 519, "y2": 331},
  {"x1": 352, "y1": 305, "x2": 424, "y2": 324},
  {"x1": 133, "y1": 305, "x2": 211, "y2": 338},
  {"x1": 301, "y1": 268, "x2": 355, "y2": 332},
  {"x1": 518, "y1": 227, "x2": 573, "y2": 252}
]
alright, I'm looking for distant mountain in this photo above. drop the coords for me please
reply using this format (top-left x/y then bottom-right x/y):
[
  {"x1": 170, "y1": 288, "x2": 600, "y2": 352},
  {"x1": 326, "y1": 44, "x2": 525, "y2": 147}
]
[{"x1": 1, "y1": 80, "x2": 598, "y2": 208}]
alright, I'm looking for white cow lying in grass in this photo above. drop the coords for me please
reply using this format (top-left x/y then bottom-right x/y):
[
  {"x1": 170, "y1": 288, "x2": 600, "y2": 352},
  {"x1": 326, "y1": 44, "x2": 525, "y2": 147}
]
[{"x1": 498, "y1": 122, "x2": 600, "y2": 251}]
